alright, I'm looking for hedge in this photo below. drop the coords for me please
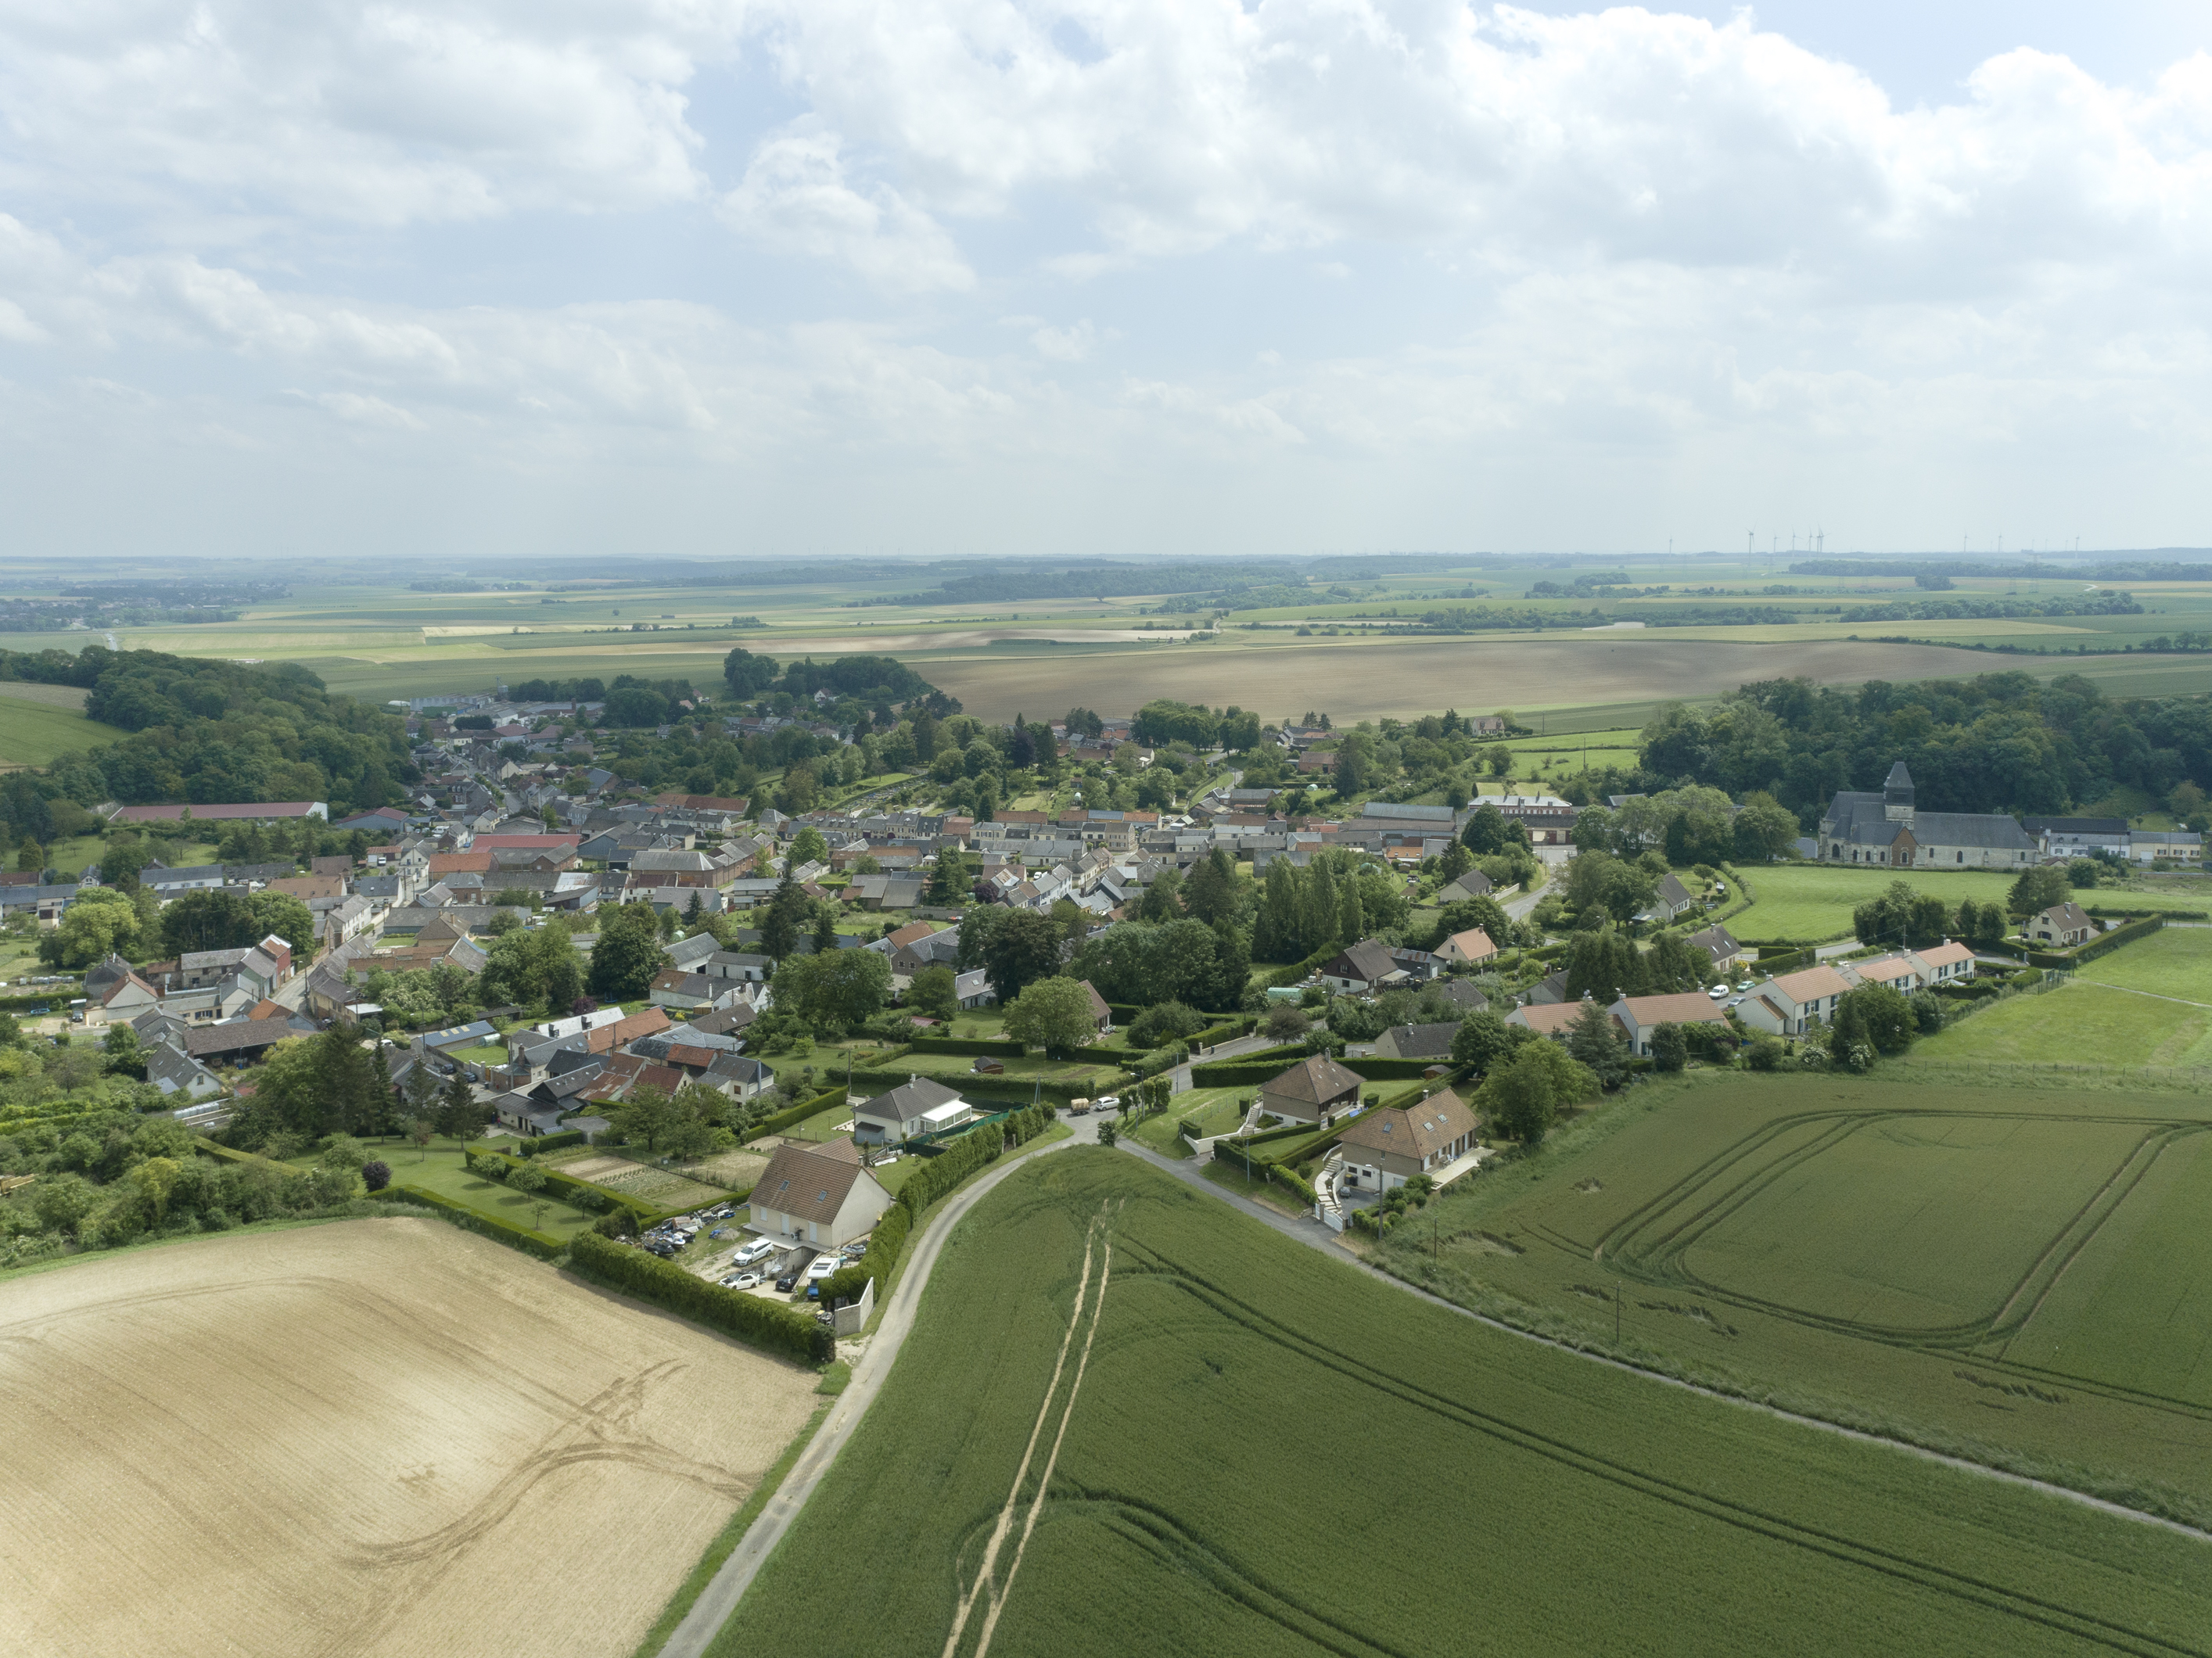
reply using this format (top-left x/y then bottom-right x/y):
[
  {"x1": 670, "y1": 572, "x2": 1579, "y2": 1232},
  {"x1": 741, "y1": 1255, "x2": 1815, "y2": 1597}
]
[
  {"x1": 1265, "y1": 942, "x2": 1344, "y2": 989},
  {"x1": 365, "y1": 1185, "x2": 567, "y2": 1258},
  {"x1": 519, "y1": 1129, "x2": 588, "y2": 1157},
  {"x1": 902, "y1": 1035, "x2": 1026, "y2": 1057},
  {"x1": 739, "y1": 1086, "x2": 848, "y2": 1144},
  {"x1": 2023, "y1": 913, "x2": 2164, "y2": 970},
  {"x1": 841, "y1": 1067, "x2": 1092, "y2": 1103},
  {"x1": 1105, "y1": 1003, "x2": 1145, "y2": 1025},
  {"x1": 1188, "y1": 1062, "x2": 1291, "y2": 1088},
  {"x1": 0, "y1": 990, "x2": 84, "y2": 1014},
  {"x1": 2085, "y1": 905, "x2": 2209, "y2": 921},
  {"x1": 896, "y1": 1120, "x2": 1006, "y2": 1215},
  {"x1": 1345, "y1": 1057, "x2": 1442, "y2": 1081},
  {"x1": 567, "y1": 1230, "x2": 832, "y2": 1363}
]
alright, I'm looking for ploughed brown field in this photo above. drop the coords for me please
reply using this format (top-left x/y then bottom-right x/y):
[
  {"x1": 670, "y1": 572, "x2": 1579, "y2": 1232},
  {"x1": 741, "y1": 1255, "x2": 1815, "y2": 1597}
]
[
  {"x1": 0, "y1": 1218, "x2": 817, "y2": 1658},
  {"x1": 917, "y1": 634, "x2": 2183, "y2": 723}
]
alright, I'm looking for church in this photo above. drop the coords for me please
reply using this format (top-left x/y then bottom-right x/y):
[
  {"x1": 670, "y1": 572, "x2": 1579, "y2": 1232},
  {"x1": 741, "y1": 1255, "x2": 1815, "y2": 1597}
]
[{"x1": 1817, "y1": 762, "x2": 2038, "y2": 869}]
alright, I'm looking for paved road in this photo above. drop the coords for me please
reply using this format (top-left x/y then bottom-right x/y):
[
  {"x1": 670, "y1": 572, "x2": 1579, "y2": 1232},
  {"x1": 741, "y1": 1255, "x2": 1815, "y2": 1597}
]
[
  {"x1": 658, "y1": 1114, "x2": 1110, "y2": 1658},
  {"x1": 1169, "y1": 1032, "x2": 1277, "y2": 1093}
]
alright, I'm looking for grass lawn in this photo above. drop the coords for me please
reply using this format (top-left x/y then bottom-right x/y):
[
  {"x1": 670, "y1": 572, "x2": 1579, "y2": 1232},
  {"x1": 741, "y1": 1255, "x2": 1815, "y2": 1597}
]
[
  {"x1": 1902, "y1": 979, "x2": 2212, "y2": 1074},
  {"x1": 2077, "y1": 921, "x2": 2212, "y2": 1003},
  {"x1": 1199, "y1": 1158, "x2": 1312, "y2": 1217},
  {"x1": 1372, "y1": 1069, "x2": 2212, "y2": 1522},
  {"x1": 889, "y1": 1051, "x2": 1122, "y2": 1091},
  {"x1": 445, "y1": 1042, "x2": 510, "y2": 1066},
  {"x1": 714, "y1": 1149, "x2": 2212, "y2": 1656},
  {"x1": 378, "y1": 1146, "x2": 600, "y2": 1240},
  {"x1": 1733, "y1": 863, "x2": 2019, "y2": 942},
  {"x1": 1130, "y1": 1086, "x2": 1248, "y2": 1155},
  {"x1": 0, "y1": 689, "x2": 133, "y2": 767}
]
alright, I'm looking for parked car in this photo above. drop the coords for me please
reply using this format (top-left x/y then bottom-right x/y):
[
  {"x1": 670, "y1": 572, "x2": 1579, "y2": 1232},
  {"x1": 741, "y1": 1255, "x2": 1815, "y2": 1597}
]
[
  {"x1": 733, "y1": 1240, "x2": 776, "y2": 1266},
  {"x1": 720, "y1": 1270, "x2": 763, "y2": 1290},
  {"x1": 1095, "y1": 1095, "x2": 1119, "y2": 1112},
  {"x1": 774, "y1": 1271, "x2": 801, "y2": 1293}
]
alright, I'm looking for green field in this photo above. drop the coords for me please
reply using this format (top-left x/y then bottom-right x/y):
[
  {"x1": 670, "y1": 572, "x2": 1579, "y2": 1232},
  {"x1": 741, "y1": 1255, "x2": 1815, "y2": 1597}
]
[
  {"x1": 713, "y1": 1148, "x2": 2211, "y2": 1655},
  {"x1": 1374, "y1": 1071, "x2": 2212, "y2": 1521},
  {"x1": 1734, "y1": 863, "x2": 2020, "y2": 942},
  {"x1": 1904, "y1": 980, "x2": 2212, "y2": 1075},
  {"x1": 0, "y1": 689, "x2": 131, "y2": 767}
]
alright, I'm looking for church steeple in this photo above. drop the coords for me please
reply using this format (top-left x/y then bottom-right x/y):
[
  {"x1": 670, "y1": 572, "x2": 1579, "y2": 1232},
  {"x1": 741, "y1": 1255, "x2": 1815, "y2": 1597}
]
[{"x1": 1883, "y1": 761, "x2": 1915, "y2": 823}]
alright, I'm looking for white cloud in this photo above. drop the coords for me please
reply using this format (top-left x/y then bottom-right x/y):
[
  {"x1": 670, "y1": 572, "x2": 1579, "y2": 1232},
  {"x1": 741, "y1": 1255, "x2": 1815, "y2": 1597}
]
[
  {"x1": 1029, "y1": 318, "x2": 1096, "y2": 360},
  {"x1": 720, "y1": 121, "x2": 975, "y2": 292}
]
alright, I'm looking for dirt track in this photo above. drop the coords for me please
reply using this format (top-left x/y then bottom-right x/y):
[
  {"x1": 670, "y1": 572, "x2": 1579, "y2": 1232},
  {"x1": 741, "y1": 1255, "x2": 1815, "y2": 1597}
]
[{"x1": 0, "y1": 1218, "x2": 816, "y2": 1658}]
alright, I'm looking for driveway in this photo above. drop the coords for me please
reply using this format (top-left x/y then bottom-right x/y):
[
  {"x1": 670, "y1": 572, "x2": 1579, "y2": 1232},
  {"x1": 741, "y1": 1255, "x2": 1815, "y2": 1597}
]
[{"x1": 1169, "y1": 1032, "x2": 1277, "y2": 1093}]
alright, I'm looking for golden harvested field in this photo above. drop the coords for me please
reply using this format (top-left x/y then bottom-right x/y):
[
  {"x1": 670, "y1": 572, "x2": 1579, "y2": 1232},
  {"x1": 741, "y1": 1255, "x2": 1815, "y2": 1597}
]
[
  {"x1": 917, "y1": 633, "x2": 2178, "y2": 723},
  {"x1": 0, "y1": 1218, "x2": 817, "y2": 1658}
]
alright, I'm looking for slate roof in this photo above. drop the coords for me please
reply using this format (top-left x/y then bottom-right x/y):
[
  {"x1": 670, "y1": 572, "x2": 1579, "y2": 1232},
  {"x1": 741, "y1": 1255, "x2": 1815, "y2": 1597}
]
[
  {"x1": 854, "y1": 1077, "x2": 964, "y2": 1122},
  {"x1": 181, "y1": 1018, "x2": 300, "y2": 1058},
  {"x1": 1378, "y1": 1021, "x2": 1460, "y2": 1059},
  {"x1": 1337, "y1": 1091, "x2": 1475, "y2": 1161}
]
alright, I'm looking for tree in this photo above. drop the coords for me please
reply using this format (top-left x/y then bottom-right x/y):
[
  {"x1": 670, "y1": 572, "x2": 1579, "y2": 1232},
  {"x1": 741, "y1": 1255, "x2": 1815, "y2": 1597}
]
[
  {"x1": 908, "y1": 962, "x2": 958, "y2": 1023},
  {"x1": 101, "y1": 1022, "x2": 144, "y2": 1076},
  {"x1": 1262, "y1": 1003, "x2": 1311, "y2": 1043},
  {"x1": 41, "y1": 888, "x2": 143, "y2": 969},
  {"x1": 1004, "y1": 975, "x2": 1101, "y2": 1057},
  {"x1": 1128, "y1": 999, "x2": 1206, "y2": 1049},
  {"x1": 790, "y1": 825, "x2": 829, "y2": 868},
  {"x1": 361, "y1": 1160, "x2": 392, "y2": 1192},
  {"x1": 1566, "y1": 998, "x2": 1628, "y2": 1086},
  {"x1": 1840, "y1": 983, "x2": 1916, "y2": 1055},
  {"x1": 408, "y1": 1118, "x2": 436, "y2": 1158},
  {"x1": 1480, "y1": 1043, "x2": 1595, "y2": 1144},
  {"x1": 616, "y1": 1084, "x2": 684, "y2": 1152},
  {"x1": 925, "y1": 852, "x2": 969, "y2": 906},
  {"x1": 1179, "y1": 848, "x2": 1241, "y2": 926},
  {"x1": 16, "y1": 838, "x2": 45, "y2": 874},
  {"x1": 589, "y1": 900, "x2": 669, "y2": 999},
  {"x1": 435, "y1": 1071, "x2": 483, "y2": 1139},
  {"x1": 1826, "y1": 994, "x2": 1873, "y2": 1072},
  {"x1": 1643, "y1": 931, "x2": 1708, "y2": 992},
  {"x1": 246, "y1": 890, "x2": 316, "y2": 956},
  {"x1": 1732, "y1": 791, "x2": 1801, "y2": 862},
  {"x1": 773, "y1": 948, "x2": 892, "y2": 1032},
  {"x1": 1563, "y1": 928, "x2": 1646, "y2": 1003},
  {"x1": 2007, "y1": 864, "x2": 2071, "y2": 920},
  {"x1": 1908, "y1": 989, "x2": 1944, "y2": 1035},
  {"x1": 1435, "y1": 841, "x2": 1474, "y2": 884},
  {"x1": 761, "y1": 870, "x2": 808, "y2": 960},
  {"x1": 1649, "y1": 1022, "x2": 1688, "y2": 1072},
  {"x1": 1460, "y1": 803, "x2": 1512, "y2": 855},
  {"x1": 811, "y1": 903, "x2": 839, "y2": 956},
  {"x1": 980, "y1": 909, "x2": 1066, "y2": 1003},
  {"x1": 1956, "y1": 898, "x2": 2007, "y2": 949},
  {"x1": 1450, "y1": 1008, "x2": 1514, "y2": 1073},
  {"x1": 160, "y1": 888, "x2": 259, "y2": 956}
]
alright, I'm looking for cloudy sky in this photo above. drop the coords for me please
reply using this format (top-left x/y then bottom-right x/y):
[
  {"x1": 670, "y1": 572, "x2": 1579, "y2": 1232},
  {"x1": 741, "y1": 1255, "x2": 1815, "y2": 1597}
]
[{"x1": 4, "y1": 0, "x2": 2211, "y2": 564}]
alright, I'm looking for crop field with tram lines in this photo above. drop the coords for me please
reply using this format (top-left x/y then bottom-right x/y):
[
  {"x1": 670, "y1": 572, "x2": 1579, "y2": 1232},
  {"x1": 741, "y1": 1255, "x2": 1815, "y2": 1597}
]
[
  {"x1": 1374, "y1": 1072, "x2": 2212, "y2": 1527},
  {"x1": 0, "y1": 1218, "x2": 817, "y2": 1658},
  {"x1": 713, "y1": 1147, "x2": 2212, "y2": 1657}
]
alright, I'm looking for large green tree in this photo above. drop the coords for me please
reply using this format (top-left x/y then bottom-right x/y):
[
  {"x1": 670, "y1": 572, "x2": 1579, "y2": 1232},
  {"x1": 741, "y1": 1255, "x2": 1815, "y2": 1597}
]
[
  {"x1": 772, "y1": 947, "x2": 892, "y2": 1032},
  {"x1": 1004, "y1": 975, "x2": 1101, "y2": 1057},
  {"x1": 588, "y1": 901, "x2": 669, "y2": 1000}
]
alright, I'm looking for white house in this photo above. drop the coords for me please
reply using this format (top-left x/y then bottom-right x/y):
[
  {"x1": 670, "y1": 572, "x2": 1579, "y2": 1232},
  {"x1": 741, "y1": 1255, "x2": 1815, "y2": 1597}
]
[
  {"x1": 1736, "y1": 964, "x2": 1855, "y2": 1038},
  {"x1": 747, "y1": 1137, "x2": 894, "y2": 1251},
  {"x1": 1607, "y1": 992, "x2": 1733, "y2": 1057},
  {"x1": 851, "y1": 1077, "x2": 976, "y2": 1144}
]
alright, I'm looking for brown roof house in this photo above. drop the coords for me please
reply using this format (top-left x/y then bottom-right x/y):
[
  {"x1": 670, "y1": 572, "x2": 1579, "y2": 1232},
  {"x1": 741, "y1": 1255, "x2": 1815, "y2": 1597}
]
[
  {"x1": 1259, "y1": 1054, "x2": 1365, "y2": 1128},
  {"x1": 1435, "y1": 928, "x2": 1496, "y2": 967},
  {"x1": 2027, "y1": 903, "x2": 2095, "y2": 949},
  {"x1": 746, "y1": 1136, "x2": 894, "y2": 1251},
  {"x1": 1335, "y1": 1091, "x2": 1479, "y2": 1194},
  {"x1": 1607, "y1": 992, "x2": 1732, "y2": 1057}
]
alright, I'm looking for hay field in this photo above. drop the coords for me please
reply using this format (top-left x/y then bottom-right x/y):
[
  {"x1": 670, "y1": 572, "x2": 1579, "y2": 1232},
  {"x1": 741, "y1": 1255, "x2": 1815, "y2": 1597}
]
[
  {"x1": 715, "y1": 1150, "x2": 2210, "y2": 1656},
  {"x1": 1376, "y1": 1074, "x2": 2212, "y2": 1518},
  {"x1": 1733, "y1": 863, "x2": 2020, "y2": 941},
  {"x1": 0, "y1": 1218, "x2": 816, "y2": 1658}
]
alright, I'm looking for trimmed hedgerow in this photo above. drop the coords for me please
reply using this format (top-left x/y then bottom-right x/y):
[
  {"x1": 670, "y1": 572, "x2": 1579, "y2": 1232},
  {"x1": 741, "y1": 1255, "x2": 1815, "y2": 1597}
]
[{"x1": 567, "y1": 1231, "x2": 831, "y2": 1364}]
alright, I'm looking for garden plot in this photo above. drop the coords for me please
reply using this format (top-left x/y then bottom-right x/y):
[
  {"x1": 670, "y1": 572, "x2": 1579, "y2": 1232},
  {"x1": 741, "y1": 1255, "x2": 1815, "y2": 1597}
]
[
  {"x1": 0, "y1": 1218, "x2": 816, "y2": 1658},
  {"x1": 550, "y1": 1151, "x2": 730, "y2": 1211}
]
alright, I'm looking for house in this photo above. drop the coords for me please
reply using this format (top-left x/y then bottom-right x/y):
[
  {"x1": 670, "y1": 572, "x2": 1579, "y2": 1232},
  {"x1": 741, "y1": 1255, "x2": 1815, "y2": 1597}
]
[
  {"x1": 885, "y1": 922, "x2": 961, "y2": 977},
  {"x1": 2023, "y1": 816, "x2": 2129, "y2": 857},
  {"x1": 1078, "y1": 980, "x2": 1113, "y2": 1034},
  {"x1": 953, "y1": 968, "x2": 996, "y2": 1009},
  {"x1": 1520, "y1": 969, "x2": 1570, "y2": 1007},
  {"x1": 1435, "y1": 928, "x2": 1496, "y2": 967},
  {"x1": 2027, "y1": 903, "x2": 2095, "y2": 949},
  {"x1": 1436, "y1": 869, "x2": 1494, "y2": 903},
  {"x1": 1913, "y1": 940, "x2": 1977, "y2": 984},
  {"x1": 1432, "y1": 978, "x2": 1488, "y2": 1014},
  {"x1": 1736, "y1": 964, "x2": 1855, "y2": 1038},
  {"x1": 2128, "y1": 830, "x2": 2203, "y2": 866},
  {"x1": 747, "y1": 1137, "x2": 895, "y2": 1250},
  {"x1": 649, "y1": 968, "x2": 723, "y2": 1010},
  {"x1": 1506, "y1": 1000, "x2": 1600, "y2": 1043},
  {"x1": 1639, "y1": 874, "x2": 1697, "y2": 923},
  {"x1": 1258, "y1": 1055, "x2": 1365, "y2": 1127},
  {"x1": 1846, "y1": 953, "x2": 1924, "y2": 995},
  {"x1": 852, "y1": 1077, "x2": 975, "y2": 1145},
  {"x1": 180, "y1": 1017, "x2": 300, "y2": 1068},
  {"x1": 1607, "y1": 992, "x2": 1732, "y2": 1057},
  {"x1": 1375, "y1": 1022, "x2": 1460, "y2": 1063},
  {"x1": 1334, "y1": 1091, "x2": 1479, "y2": 1193},
  {"x1": 1817, "y1": 763, "x2": 2037, "y2": 868},
  {"x1": 1683, "y1": 924, "x2": 1747, "y2": 974}
]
